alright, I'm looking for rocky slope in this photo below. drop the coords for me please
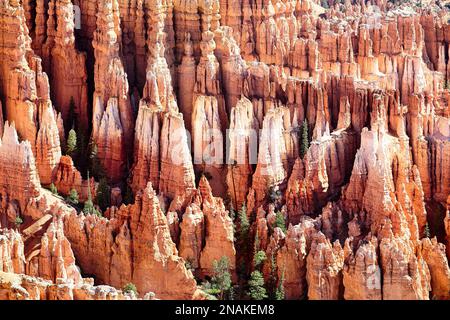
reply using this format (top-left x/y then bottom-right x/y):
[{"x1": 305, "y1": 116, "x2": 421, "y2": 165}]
[{"x1": 0, "y1": 0, "x2": 449, "y2": 300}]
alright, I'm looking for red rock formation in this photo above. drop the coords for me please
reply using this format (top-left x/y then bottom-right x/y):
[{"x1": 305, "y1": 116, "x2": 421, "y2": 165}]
[
  {"x1": 35, "y1": 101, "x2": 62, "y2": 185},
  {"x1": 47, "y1": 0, "x2": 89, "y2": 131},
  {"x1": 92, "y1": 0, "x2": 134, "y2": 184},
  {"x1": 276, "y1": 218, "x2": 316, "y2": 299},
  {"x1": 0, "y1": 0, "x2": 62, "y2": 186},
  {"x1": 343, "y1": 237, "x2": 382, "y2": 300},
  {"x1": 214, "y1": 26, "x2": 247, "y2": 112},
  {"x1": 0, "y1": 271, "x2": 155, "y2": 300},
  {"x1": 0, "y1": 199, "x2": 154, "y2": 300},
  {"x1": 0, "y1": 123, "x2": 41, "y2": 212},
  {"x1": 420, "y1": 237, "x2": 450, "y2": 300},
  {"x1": 285, "y1": 121, "x2": 356, "y2": 223},
  {"x1": 159, "y1": 110, "x2": 197, "y2": 199},
  {"x1": 53, "y1": 155, "x2": 95, "y2": 201},
  {"x1": 141, "y1": 13, "x2": 178, "y2": 114},
  {"x1": 251, "y1": 107, "x2": 289, "y2": 207},
  {"x1": 190, "y1": 27, "x2": 229, "y2": 198},
  {"x1": 0, "y1": 229, "x2": 25, "y2": 274},
  {"x1": 192, "y1": 95, "x2": 226, "y2": 196},
  {"x1": 226, "y1": 97, "x2": 258, "y2": 209},
  {"x1": 306, "y1": 232, "x2": 344, "y2": 300},
  {"x1": 132, "y1": 9, "x2": 196, "y2": 199},
  {"x1": 179, "y1": 203, "x2": 204, "y2": 270},
  {"x1": 198, "y1": 177, "x2": 236, "y2": 277},
  {"x1": 342, "y1": 93, "x2": 427, "y2": 240},
  {"x1": 177, "y1": 33, "x2": 197, "y2": 133},
  {"x1": 261, "y1": 227, "x2": 285, "y2": 284},
  {"x1": 63, "y1": 183, "x2": 199, "y2": 299},
  {"x1": 173, "y1": 0, "x2": 201, "y2": 61},
  {"x1": 380, "y1": 237, "x2": 430, "y2": 300},
  {"x1": 130, "y1": 104, "x2": 161, "y2": 193},
  {"x1": 26, "y1": 218, "x2": 83, "y2": 285}
]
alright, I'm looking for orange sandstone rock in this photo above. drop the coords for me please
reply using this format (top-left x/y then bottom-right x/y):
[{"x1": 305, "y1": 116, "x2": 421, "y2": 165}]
[{"x1": 63, "y1": 183, "x2": 198, "y2": 299}]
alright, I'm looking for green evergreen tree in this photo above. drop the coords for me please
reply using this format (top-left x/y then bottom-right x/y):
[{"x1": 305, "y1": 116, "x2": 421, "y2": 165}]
[
  {"x1": 248, "y1": 271, "x2": 268, "y2": 300},
  {"x1": 300, "y1": 119, "x2": 310, "y2": 159},
  {"x1": 274, "y1": 211, "x2": 287, "y2": 233},
  {"x1": 236, "y1": 203, "x2": 250, "y2": 259},
  {"x1": 49, "y1": 183, "x2": 58, "y2": 195},
  {"x1": 82, "y1": 194, "x2": 96, "y2": 215},
  {"x1": 275, "y1": 270, "x2": 285, "y2": 300},
  {"x1": 96, "y1": 178, "x2": 111, "y2": 211},
  {"x1": 229, "y1": 207, "x2": 237, "y2": 237},
  {"x1": 66, "y1": 188, "x2": 79, "y2": 206},
  {"x1": 208, "y1": 256, "x2": 233, "y2": 300},
  {"x1": 184, "y1": 258, "x2": 195, "y2": 274},
  {"x1": 254, "y1": 250, "x2": 267, "y2": 269},
  {"x1": 123, "y1": 283, "x2": 138, "y2": 296},
  {"x1": 229, "y1": 206, "x2": 236, "y2": 221},
  {"x1": 238, "y1": 203, "x2": 250, "y2": 240},
  {"x1": 15, "y1": 215, "x2": 23, "y2": 227},
  {"x1": 66, "y1": 129, "x2": 77, "y2": 157},
  {"x1": 424, "y1": 222, "x2": 431, "y2": 238}
]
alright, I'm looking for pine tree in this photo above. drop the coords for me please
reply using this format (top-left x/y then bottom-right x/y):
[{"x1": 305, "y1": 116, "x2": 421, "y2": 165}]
[
  {"x1": 300, "y1": 119, "x2": 309, "y2": 159},
  {"x1": 275, "y1": 271, "x2": 285, "y2": 300},
  {"x1": 82, "y1": 193, "x2": 96, "y2": 215},
  {"x1": 123, "y1": 283, "x2": 138, "y2": 296},
  {"x1": 184, "y1": 258, "x2": 195, "y2": 274},
  {"x1": 229, "y1": 207, "x2": 237, "y2": 237},
  {"x1": 238, "y1": 203, "x2": 250, "y2": 239},
  {"x1": 209, "y1": 256, "x2": 233, "y2": 300},
  {"x1": 248, "y1": 271, "x2": 268, "y2": 300},
  {"x1": 66, "y1": 129, "x2": 77, "y2": 157},
  {"x1": 229, "y1": 206, "x2": 236, "y2": 221},
  {"x1": 424, "y1": 222, "x2": 431, "y2": 238},
  {"x1": 49, "y1": 183, "x2": 58, "y2": 195},
  {"x1": 274, "y1": 211, "x2": 287, "y2": 233},
  {"x1": 15, "y1": 215, "x2": 23, "y2": 227},
  {"x1": 237, "y1": 203, "x2": 250, "y2": 258},
  {"x1": 253, "y1": 250, "x2": 267, "y2": 269},
  {"x1": 66, "y1": 188, "x2": 79, "y2": 206},
  {"x1": 96, "y1": 178, "x2": 111, "y2": 211}
]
